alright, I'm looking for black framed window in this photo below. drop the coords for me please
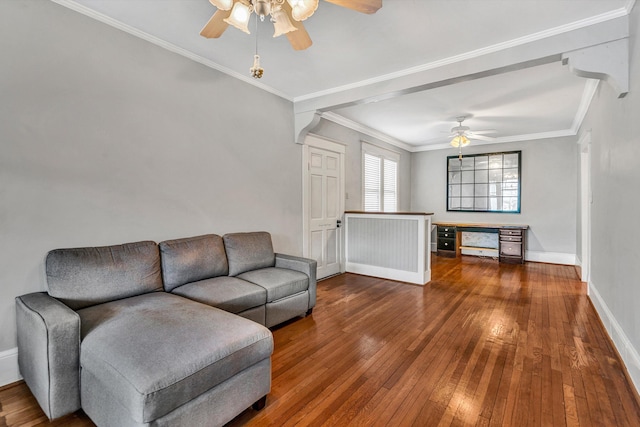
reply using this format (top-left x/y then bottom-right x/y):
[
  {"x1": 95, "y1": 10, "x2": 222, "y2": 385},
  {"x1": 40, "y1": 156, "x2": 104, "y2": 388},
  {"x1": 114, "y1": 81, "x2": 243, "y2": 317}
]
[{"x1": 447, "y1": 151, "x2": 521, "y2": 213}]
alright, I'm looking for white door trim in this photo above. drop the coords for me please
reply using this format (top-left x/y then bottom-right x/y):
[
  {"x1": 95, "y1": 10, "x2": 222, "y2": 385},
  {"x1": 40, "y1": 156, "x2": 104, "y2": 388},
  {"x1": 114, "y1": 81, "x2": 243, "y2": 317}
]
[
  {"x1": 579, "y1": 130, "x2": 591, "y2": 285},
  {"x1": 302, "y1": 134, "x2": 346, "y2": 275}
]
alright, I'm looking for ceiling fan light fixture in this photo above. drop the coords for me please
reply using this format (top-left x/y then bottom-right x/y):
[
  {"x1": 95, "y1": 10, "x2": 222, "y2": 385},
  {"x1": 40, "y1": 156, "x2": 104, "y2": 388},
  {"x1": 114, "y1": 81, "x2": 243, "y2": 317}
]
[
  {"x1": 287, "y1": 0, "x2": 319, "y2": 21},
  {"x1": 209, "y1": 0, "x2": 233, "y2": 11},
  {"x1": 224, "y1": 1, "x2": 252, "y2": 34},
  {"x1": 253, "y1": 0, "x2": 271, "y2": 19},
  {"x1": 271, "y1": 7, "x2": 298, "y2": 37},
  {"x1": 450, "y1": 135, "x2": 470, "y2": 148}
]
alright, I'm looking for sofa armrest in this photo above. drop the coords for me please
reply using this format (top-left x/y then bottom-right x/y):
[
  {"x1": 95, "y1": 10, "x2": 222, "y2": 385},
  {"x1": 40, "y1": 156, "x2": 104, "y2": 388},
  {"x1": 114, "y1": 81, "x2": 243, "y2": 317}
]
[
  {"x1": 275, "y1": 254, "x2": 318, "y2": 308},
  {"x1": 16, "y1": 292, "x2": 81, "y2": 420}
]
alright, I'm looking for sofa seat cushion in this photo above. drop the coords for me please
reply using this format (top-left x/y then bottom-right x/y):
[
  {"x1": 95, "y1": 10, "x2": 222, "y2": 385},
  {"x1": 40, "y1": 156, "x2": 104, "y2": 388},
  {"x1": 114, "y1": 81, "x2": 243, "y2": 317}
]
[
  {"x1": 237, "y1": 267, "x2": 309, "y2": 303},
  {"x1": 77, "y1": 292, "x2": 273, "y2": 423},
  {"x1": 171, "y1": 276, "x2": 266, "y2": 314}
]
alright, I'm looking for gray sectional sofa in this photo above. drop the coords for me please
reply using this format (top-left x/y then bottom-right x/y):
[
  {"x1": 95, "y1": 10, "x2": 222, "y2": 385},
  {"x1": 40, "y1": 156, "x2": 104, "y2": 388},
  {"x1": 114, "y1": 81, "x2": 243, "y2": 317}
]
[{"x1": 15, "y1": 231, "x2": 317, "y2": 427}]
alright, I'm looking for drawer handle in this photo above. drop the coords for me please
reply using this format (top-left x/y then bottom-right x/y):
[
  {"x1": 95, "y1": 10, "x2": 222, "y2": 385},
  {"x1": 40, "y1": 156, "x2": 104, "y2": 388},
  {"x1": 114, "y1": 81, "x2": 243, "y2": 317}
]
[{"x1": 444, "y1": 243, "x2": 448, "y2": 246}]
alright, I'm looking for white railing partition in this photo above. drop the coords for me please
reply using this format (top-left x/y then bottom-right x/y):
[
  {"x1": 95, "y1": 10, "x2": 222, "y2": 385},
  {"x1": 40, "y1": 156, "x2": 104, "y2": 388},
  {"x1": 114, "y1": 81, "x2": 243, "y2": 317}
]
[{"x1": 344, "y1": 212, "x2": 433, "y2": 285}]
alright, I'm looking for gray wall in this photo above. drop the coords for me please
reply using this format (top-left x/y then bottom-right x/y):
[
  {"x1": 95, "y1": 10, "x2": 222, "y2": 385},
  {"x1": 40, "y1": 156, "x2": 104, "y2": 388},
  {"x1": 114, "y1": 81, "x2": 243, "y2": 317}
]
[
  {"x1": 0, "y1": 1, "x2": 301, "y2": 351},
  {"x1": 578, "y1": 2, "x2": 640, "y2": 386},
  {"x1": 411, "y1": 137, "x2": 578, "y2": 258},
  {"x1": 312, "y1": 119, "x2": 412, "y2": 212}
]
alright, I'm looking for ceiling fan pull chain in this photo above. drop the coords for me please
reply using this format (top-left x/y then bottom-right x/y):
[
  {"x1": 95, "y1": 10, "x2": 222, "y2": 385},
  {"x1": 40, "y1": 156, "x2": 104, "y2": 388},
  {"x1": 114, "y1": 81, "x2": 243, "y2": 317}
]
[{"x1": 250, "y1": 14, "x2": 264, "y2": 78}]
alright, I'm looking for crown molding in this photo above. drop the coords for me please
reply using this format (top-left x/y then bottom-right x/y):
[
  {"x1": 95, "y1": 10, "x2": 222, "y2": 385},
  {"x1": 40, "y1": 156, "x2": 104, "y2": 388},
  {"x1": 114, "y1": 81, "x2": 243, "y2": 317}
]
[
  {"x1": 337, "y1": 73, "x2": 601, "y2": 153},
  {"x1": 51, "y1": 0, "x2": 293, "y2": 101},
  {"x1": 52, "y1": 0, "x2": 612, "y2": 151},
  {"x1": 320, "y1": 112, "x2": 414, "y2": 152},
  {"x1": 626, "y1": 0, "x2": 637, "y2": 14},
  {"x1": 294, "y1": 7, "x2": 630, "y2": 103},
  {"x1": 323, "y1": 114, "x2": 586, "y2": 153},
  {"x1": 53, "y1": 0, "x2": 624, "y2": 113},
  {"x1": 410, "y1": 129, "x2": 579, "y2": 152}
]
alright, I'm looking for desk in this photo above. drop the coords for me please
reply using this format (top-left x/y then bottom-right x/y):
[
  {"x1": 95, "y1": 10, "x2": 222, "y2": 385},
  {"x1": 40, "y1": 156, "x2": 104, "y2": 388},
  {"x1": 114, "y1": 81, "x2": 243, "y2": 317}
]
[{"x1": 433, "y1": 222, "x2": 529, "y2": 264}]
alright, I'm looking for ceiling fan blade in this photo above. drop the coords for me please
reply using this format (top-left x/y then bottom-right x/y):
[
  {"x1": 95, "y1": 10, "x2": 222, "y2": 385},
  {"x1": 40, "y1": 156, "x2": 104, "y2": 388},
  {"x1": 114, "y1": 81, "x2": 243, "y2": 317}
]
[
  {"x1": 470, "y1": 134, "x2": 496, "y2": 142},
  {"x1": 286, "y1": 21, "x2": 312, "y2": 50},
  {"x1": 282, "y1": 1, "x2": 313, "y2": 50},
  {"x1": 200, "y1": 9, "x2": 232, "y2": 38},
  {"x1": 323, "y1": 0, "x2": 382, "y2": 14},
  {"x1": 469, "y1": 129, "x2": 497, "y2": 135}
]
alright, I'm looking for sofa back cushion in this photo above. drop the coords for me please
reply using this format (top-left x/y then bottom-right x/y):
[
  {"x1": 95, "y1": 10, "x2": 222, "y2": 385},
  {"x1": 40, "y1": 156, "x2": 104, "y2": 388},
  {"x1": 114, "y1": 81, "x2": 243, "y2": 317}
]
[
  {"x1": 46, "y1": 241, "x2": 163, "y2": 310},
  {"x1": 223, "y1": 232, "x2": 275, "y2": 276},
  {"x1": 159, "y1": 234, "x2": 229, "y2": 292}
]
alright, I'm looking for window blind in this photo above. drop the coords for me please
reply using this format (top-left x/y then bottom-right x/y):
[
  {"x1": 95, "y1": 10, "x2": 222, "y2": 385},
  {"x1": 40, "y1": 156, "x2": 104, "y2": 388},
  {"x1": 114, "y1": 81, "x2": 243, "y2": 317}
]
[
  {"x1": 363, "y1": 151, "x2": 397, "y2": 212},
  {"x1": 364, "y1": 153, "x2": 381, "y2": 211},
  {"x1": 383, "y1": 158, "x2": 397, "y2": 212}
]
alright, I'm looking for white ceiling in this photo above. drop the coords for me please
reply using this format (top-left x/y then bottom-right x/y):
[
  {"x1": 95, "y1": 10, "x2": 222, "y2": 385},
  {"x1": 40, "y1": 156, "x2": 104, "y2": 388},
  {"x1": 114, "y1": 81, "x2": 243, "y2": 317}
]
[{"x1": 55, "y1": 0, "x2": 633, "y2": 151}]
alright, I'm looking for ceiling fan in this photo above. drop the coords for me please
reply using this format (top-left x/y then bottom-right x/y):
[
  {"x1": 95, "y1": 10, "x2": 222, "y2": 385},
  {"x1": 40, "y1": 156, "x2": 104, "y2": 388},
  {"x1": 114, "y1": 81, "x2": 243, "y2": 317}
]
[
  {"x1": 449, "y1": 116, "x2": 496, "y2": 147},
  {"x1": 200, "y1": 0, "x2": 382, "y2": 52},
  {"x1": 449, "y1": 116, "x2": 496, "y2": 159}
]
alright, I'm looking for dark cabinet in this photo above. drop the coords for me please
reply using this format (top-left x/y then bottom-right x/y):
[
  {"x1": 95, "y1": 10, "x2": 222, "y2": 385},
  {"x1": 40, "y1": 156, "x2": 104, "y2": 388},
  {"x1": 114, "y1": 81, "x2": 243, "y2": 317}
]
[
  {"x1": 437, "y1": 226, "x2": 459, "y2": 258},
  {"x1": 499, "y1": 228, "x2": 525, "y2": 264}
]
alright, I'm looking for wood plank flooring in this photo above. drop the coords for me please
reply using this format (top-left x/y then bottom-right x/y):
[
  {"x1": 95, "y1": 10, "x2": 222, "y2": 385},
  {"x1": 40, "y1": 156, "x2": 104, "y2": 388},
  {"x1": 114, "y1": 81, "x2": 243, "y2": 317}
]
[{"x1": 2, "y1": 255, "x2": 639, "y2": 426}]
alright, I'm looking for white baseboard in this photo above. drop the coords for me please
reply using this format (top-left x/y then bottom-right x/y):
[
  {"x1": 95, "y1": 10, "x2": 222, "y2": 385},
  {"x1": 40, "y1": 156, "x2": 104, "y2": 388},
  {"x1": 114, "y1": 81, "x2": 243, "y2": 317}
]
[
  {"x1": 431, "y1": 248, "x2": 576, "y2": 265},
  {"x1": 346, "y1": 262, "x2": 430, "y2": 285},
  {"x1": 525, "y1": 250, "x2": 576, "y2": 265},
  {"x1": 589, "y1": 281, "x2": 640, "y2": 395},
  {"x1": 0, "y1": 347, "x2": 21, "y2": 387}
]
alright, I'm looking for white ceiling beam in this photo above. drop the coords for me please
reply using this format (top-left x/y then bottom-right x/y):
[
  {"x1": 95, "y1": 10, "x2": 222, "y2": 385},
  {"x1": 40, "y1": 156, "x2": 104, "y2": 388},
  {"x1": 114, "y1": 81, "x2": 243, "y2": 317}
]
[
  {"x1": 295, "y1": 16, "x2": 628, "y2": 114},
  {"x1": 293, "y1": 14, "x2": 629, "y2": 144}
]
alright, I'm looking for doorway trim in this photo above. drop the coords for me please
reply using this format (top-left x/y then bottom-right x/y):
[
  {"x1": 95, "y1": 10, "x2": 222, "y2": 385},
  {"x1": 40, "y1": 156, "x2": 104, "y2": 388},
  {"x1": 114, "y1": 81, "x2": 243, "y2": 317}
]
[
  {"x1": 302, "y1": 134, "x2": 346, "y2": 275},
  {"x1": 579, "y1": 130, "x2": 591, "y2": 287}
]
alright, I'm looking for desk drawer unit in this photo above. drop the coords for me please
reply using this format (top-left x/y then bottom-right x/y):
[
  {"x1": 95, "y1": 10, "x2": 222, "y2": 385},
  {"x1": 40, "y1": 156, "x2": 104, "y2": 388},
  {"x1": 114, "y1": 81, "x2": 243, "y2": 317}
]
[
  {"x1": 499, "y1": 229, "x2": 525, "y2": 264},
  {"x1": 437, "y1": 226, "x2": 458, "y2": 257}
]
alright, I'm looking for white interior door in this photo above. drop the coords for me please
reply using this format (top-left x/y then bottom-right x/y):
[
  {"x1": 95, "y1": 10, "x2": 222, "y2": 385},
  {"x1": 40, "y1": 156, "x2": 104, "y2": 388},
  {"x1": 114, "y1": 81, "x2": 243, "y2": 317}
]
[{"x1": 303, "y1": 136, "x2": 345, "y2": 279}]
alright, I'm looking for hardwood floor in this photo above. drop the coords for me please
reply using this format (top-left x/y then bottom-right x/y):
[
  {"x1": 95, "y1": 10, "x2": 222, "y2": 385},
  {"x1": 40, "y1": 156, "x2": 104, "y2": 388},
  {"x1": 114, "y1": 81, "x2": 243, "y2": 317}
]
[{"x1": 2, "y1": 255, "x2": 639, "y2": 426}]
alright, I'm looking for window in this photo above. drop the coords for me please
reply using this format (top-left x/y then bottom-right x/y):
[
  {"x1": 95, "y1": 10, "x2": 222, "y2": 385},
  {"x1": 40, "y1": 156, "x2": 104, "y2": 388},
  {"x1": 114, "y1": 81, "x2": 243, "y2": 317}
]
[
  {"x1": 447, "y1": 151, "x2": 521, "y2": 213},
  {"x1": 363, "y1": 143, "x2": 399, "y2": 212}
]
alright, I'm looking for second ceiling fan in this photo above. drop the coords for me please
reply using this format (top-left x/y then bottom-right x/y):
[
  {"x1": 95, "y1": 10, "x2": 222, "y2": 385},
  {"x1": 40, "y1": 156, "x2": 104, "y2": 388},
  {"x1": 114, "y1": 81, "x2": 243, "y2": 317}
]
[
  {"x1": 449, "y1": 116, "x2": 496, "y2": 159},
  {"x1": 200, "y1": 0, "x2": 382, "y2": 51},
  {"x1": 449, "y1": 116, "x2": 496, "y2": 147}
]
